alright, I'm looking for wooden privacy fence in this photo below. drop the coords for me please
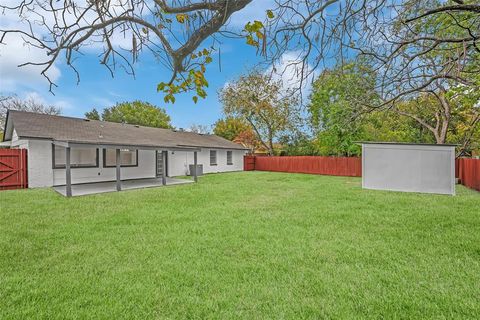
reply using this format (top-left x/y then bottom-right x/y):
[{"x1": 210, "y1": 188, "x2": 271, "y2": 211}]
[
  {"x1": 0, "y1": 149, "x2": 28, "y2": 190},
  {"x1": 245, "y1": 155, "x2": 480, "y2": 192},
  {"x1": 244, "y1": 155, "x2": 362, "y2": 177},
  {"x1": 456, "y1": 158, "x2": 480, "y2": 192}
]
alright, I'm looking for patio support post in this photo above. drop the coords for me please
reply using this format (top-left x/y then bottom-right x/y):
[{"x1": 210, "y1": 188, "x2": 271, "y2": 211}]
[
  {"x1": 116, "y1": 148, "x2": 121, "y2": 191},
  {"x1": 65, "y1": 146, "x2": 72, "y2": 197},
  {"x1": 193, "y1": 151, "x2": 198, "y2": 183},
  {"x1": 162, "y1": 150, "x2": 167, "y2": 185}
]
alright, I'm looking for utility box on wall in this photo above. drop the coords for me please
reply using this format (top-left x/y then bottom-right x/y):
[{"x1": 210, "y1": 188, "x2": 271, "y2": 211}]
[{"x1": 360, "y1": 142, "x2": 456, "y2": 195}]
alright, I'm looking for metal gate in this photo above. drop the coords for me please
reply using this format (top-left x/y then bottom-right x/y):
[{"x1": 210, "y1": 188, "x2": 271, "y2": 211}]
[{"x1": 0, "y1": 149, "x2": 28, "y2": 190}]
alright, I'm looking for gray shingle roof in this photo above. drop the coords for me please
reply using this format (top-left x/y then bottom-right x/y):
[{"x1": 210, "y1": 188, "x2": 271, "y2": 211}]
[{"x1": 6, "y1": 110, "x2": 247, "y2": 150}]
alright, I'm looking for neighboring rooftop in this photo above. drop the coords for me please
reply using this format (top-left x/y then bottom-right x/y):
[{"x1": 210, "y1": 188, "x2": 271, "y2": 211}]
[{"x1": 4, "y1": 110, "x2": 247, "y2": 150}]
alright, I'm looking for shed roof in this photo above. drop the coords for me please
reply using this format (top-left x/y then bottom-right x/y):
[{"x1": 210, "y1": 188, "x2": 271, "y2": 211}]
[
  {"x1": 4, "y1": 110, "x2": 247, "y2": 150},
  {"x1": 355, "y1": 141, "x2": 458, "y2": 147}
]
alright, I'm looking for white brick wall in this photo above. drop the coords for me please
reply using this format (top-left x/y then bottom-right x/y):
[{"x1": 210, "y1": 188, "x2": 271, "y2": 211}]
[
  {"x1": 53, "y1": 149, "x2": 156, "y2": 186},
  {"x1": 25, "y1": 140, "x2": 54, "y2": 188}
]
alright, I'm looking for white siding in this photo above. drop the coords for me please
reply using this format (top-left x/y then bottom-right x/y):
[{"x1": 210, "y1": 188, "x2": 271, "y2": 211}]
[
  {"x1": 168, "y1": 149, "x2": 246, "y2": 176},
  {"x1": 12, "y1": 129, "x2": 19, "y2": 142},
  {"x1": 26, "y1": 140, "x2": 54, "y2": 188}
]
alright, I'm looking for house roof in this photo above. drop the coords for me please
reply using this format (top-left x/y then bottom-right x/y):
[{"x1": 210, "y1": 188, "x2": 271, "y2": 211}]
[{"x1": 4, "y1": 110, "x2": 247, "y2": 150}]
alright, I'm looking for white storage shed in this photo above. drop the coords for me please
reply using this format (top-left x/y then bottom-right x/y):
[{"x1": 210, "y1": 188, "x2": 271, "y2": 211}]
[{"x1": 360, "y1": 142, "x2": 456, "y2": 195}]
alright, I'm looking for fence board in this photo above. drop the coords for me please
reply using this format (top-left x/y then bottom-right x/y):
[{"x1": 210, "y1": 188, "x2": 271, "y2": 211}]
[
  {"x1": 244, "y1": 155, "x2": 479, "y2": 192},
  {"x1": 244, "y1": 156, "x2": 362, "y2": 177},
  {"x1": 0, "y1": 149, "x2": 28, "y2": 190},
  {"x1": 457, "y1": 158, "x2": 480, "y2": 192},
  {"x1": 244, "y1": 155, "x2": 256, "y2": 171}
]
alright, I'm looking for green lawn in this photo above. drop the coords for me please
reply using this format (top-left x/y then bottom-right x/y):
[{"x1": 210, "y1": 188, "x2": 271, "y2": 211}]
[{"x1": 1, "y1": 172, "x2": 479, "y2": 319}]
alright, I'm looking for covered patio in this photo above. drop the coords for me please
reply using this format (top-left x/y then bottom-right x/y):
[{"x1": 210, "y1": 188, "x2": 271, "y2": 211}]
[
  {"x1": 53, "y1": 140, "x2": 200, "y2": 197},
  {"x1": 54, "y1": 177, "x2": 193, "y2": 197}
]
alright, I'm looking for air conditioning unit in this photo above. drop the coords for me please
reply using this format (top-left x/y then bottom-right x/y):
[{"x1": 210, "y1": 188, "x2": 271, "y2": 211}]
[{"x1": 189, "y1": 164, "x2": 203, "y2": 176}]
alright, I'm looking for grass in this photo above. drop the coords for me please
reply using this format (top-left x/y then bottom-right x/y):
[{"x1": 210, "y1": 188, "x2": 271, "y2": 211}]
[{"x1": 1, "y1": 172, "x2": 479, "y2": 319}]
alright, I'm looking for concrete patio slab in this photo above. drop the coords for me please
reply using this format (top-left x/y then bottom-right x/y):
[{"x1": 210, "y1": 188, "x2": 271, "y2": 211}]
[{"x1": 54, "y1": 177, "x2": 193, "y2": 197}]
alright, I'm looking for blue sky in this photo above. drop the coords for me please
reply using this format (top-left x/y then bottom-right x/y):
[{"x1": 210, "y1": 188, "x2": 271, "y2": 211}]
[
  {"x1": 0, "y1": 1, "x2": 281, "y2": 130},
  {"x1": 18, "y1": 37, "x2": 262, "y2": 129}
]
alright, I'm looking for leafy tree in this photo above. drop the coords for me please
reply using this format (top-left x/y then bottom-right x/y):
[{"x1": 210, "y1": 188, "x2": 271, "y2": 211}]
[
  {"x1": 2, "y1": 1, "x2": 478, "y2": 102},
  {"x1": 362, "y1": 110, "x2": 435, "y2": 145},
  {"x1": 213, "y1": 117, "x2": 251, "y2": 141},
  {"x1": 278, "y1": 133, "x2": 319, "y2": 156},
  {"x1": 219, "y1": 71, "x2": 300, "y2": 155},
  {"x1": 84, "y1": 108, "x2": 100, "y2": 120},
  {"x1": 85, "y1": 101, "x2": 172, "y2": 128},
  {"x1": 446, "y1": 81, "x2": 480, "y2": 156},
  {"x1": 233, "y1": 129, "x2": 263, "y2": 154},
  {"x1": 308, "y1": 56, "x2": 480, "y2": 156},
  {"x1": 308, "y1": 60, "x2": 378, "y2": 156}
]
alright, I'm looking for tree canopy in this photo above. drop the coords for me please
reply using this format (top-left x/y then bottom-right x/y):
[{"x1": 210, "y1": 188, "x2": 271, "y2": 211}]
[
  {"x1": 219, "y1": 71, "x2": 300, "y2": 155},
  {"x1": 307, "y1": 60, "x2": 378, "y2": 156},
  {"x1": 213, "y1": 117, "x2": 251, "y2": 141},
  {"x1": 2, "y1": 1, "x2": 478, "y2": 102},
  {"x1": 307, "y1": 57, "x2": 480, "y2": 156},
  {"x1": 85, "y1": 101, "x2": 172, "y2": 129}
]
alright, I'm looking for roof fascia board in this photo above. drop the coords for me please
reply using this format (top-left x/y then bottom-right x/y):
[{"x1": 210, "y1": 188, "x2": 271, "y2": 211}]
[
  {"x1": 354, "y1": 141, "x2": 458, "y2": 147},
  {"x1": 2, "y1": 110, "x2": 12, "y2": 142},
  {"x1": 56, "y1": 141, "x2": 201, "y2": 152},
  {"x1": 177, "y1": 144, "x2": 249, "y2": 150}
]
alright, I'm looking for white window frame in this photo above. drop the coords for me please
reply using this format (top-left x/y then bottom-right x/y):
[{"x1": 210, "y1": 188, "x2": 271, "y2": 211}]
[
  {"x1": 227, "y1": 151, "x2": 233, "y2": 165},
  {"x1": 52, "y1": 145, "x2": 99, "y2": 169},
  {"x1": 103, "y1": 149, "x2": 138, "y2": 167},
  {"x1": 210, "y1": 150, "x2": 217, "y2": 166}
]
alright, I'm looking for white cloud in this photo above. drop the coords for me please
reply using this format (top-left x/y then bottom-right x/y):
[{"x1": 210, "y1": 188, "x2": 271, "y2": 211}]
[
  {"x1": 0, "y1": 8, "x2": 61, "y2": 91},
  {"x1": 0, "y1": 0, "x2": 140, "y2": 91},
  {"x1": 0, "y1": 35, "x2": 61, "y2": 92},
  {"x1": 228, "y1": 0, "x2": 275, "y2": 28}
]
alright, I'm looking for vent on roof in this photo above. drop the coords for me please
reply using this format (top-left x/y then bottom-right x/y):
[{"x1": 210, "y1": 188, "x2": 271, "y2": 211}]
[
  {"x1": 134, "y1": 125, "x2": 140, "y2": 128},
  {"x1": 84, "y1": 119, "x2": 90, "y2": 122}
]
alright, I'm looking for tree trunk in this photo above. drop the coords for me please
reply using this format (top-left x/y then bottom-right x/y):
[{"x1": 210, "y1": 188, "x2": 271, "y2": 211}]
[
  {"x1": 268, "y1": 137, "x2": 275, "y2": 156},
  {"x1": 436, "y1": 93, "x2": 450, "y2": 144}
]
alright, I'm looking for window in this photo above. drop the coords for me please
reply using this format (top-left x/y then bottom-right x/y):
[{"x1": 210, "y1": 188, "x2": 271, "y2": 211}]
[
  {"x1": 53, "y1": 145, "x2": 98, "y2": 169},
  {"x1": 103, "y1": 149, "x2": 138, "y2": 167},
  {"x1": 227, "y1": 151, "x2": 233, "y2": 165},
  {"x1": 210, "y1": 150, "x2": 217, "y2": 166}
]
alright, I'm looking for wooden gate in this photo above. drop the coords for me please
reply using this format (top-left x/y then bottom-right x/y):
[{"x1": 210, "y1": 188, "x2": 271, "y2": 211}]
[{"x1": 0, "y1": 149, "x2": 28, "y2": 190}]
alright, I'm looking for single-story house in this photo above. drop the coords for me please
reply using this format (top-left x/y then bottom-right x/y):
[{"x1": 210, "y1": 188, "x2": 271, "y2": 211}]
[{"x1": 2, "y1": 110, "x2": 248, "y2": 196}]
